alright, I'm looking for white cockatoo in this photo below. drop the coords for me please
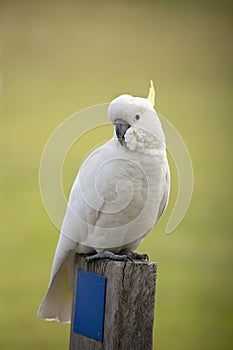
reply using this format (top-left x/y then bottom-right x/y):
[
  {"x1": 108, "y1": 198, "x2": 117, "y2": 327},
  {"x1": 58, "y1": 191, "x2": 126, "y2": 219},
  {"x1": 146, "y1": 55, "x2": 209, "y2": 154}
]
[{"x1": 38, "y1": 81, "x2": 170, "y2": 323}]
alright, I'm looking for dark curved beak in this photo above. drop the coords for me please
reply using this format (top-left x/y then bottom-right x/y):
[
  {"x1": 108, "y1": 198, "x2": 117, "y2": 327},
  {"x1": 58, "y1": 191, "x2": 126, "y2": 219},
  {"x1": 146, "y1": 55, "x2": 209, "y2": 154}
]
[{"x1": 114, "y1": 119, "x2": 130, "y2": 145}]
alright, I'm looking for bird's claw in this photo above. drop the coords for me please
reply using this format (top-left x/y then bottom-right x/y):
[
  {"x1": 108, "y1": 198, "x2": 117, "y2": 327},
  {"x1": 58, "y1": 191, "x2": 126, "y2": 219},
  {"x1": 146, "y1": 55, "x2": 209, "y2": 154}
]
[
  {"x1": 85, "y1": 251, "x2": 128, "y2": 261},
  {"x1": 85, "y1": 250, "x2": 149, "y2": 262},
  {"x1": 120, "y1": 250, "x2": 149, "y2": 261}
]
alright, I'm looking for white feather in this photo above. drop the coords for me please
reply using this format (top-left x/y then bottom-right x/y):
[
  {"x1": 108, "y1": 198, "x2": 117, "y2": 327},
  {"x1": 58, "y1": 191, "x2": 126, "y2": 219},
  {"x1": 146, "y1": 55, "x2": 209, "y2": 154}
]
[{"x1": 38, "y1": 92, "x2": 170, "y2": 322}]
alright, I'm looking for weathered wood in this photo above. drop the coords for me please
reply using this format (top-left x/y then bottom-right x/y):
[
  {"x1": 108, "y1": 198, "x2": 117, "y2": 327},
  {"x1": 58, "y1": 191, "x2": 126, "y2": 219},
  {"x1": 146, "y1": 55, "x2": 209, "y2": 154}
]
[{"x1": 69, "y1": 254, "x2": 157, "y2": 350}]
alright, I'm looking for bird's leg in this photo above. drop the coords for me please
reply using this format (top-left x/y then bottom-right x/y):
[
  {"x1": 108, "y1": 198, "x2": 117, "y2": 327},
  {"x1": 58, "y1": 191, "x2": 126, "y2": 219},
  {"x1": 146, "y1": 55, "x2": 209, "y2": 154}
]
[
  {"x1": 85, "y1": 250, "x2": 128, "y2": 261},
  {"x1": 119, "y1": 250, "x2": 149, "y2": 261}
]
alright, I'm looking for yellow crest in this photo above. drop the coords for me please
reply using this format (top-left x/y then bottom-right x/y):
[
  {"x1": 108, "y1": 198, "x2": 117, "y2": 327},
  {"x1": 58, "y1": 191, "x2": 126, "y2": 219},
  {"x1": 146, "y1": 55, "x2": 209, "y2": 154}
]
[{"x1": 147, "y1": 80, "x2": 155, "y2": 107}]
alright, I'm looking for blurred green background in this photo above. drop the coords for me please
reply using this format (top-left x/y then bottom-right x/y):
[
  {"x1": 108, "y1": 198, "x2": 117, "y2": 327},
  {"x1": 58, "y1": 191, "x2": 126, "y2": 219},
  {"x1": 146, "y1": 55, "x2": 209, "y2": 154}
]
[{"x1": 0, "y1": 0, "x2": 232, "y2": 349}]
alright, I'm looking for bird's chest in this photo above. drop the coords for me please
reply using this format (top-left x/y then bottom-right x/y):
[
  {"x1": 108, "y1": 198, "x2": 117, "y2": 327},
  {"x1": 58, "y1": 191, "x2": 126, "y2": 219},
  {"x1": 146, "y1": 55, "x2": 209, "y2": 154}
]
[{"x1": 98, "y1": 154, "x2": 163, "y2": 214}]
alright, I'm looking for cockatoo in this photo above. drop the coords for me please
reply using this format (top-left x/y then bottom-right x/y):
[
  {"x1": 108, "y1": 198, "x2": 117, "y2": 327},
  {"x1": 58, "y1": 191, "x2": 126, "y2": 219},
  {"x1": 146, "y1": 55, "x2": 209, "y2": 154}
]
[{"x1": 38, "y1": 81, "x2": 170, "y2": 323}]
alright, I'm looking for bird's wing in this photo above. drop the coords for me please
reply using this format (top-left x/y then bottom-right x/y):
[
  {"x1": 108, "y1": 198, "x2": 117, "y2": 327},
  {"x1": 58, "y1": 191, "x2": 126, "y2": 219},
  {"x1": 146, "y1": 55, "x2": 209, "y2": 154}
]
[
  {"x1": 37, "y1": 142, "x2": 108, "y2": 322},
  {"x1": 60, "y1": 139, "x2": 134, "y2": 248}
]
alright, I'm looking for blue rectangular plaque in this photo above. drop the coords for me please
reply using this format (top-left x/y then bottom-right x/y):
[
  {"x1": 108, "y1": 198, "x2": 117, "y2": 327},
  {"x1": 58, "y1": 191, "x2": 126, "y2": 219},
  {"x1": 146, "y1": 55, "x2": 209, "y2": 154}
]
[{"x1": 73, "y1": 268, "x2": 106, "y2": 341}]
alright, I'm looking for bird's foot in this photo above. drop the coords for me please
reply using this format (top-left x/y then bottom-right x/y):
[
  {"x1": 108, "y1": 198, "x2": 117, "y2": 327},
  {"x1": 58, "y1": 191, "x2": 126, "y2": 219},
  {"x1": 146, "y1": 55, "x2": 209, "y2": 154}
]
[
  {"x1": 119, "y1": 250, "x2": 149, "y2": 261},
  {"x1": 85, "y1": 250, "x2": 149, "y2": 262},
  {"x1": 85, "y1": 250, "x2": 128, "y2": 261}
]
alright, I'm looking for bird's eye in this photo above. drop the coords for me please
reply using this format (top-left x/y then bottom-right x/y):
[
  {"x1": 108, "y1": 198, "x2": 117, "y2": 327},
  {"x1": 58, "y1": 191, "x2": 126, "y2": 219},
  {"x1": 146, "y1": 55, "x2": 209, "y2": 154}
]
[{"x1": 135, "y1": 114, "x2": 140, "y2": 121}]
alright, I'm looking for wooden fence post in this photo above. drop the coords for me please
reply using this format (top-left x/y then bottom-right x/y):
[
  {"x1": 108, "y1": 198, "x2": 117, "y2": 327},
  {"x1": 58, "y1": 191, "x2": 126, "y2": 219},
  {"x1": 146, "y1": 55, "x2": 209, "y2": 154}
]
[{"x1": 69, "y1": 254, "x2": 157, "y2": 350}]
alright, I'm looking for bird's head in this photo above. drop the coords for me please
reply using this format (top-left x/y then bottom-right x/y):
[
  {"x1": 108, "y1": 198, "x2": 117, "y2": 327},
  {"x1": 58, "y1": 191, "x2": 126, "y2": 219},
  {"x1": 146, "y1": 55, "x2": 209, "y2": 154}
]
[{"x1": 108, "y1": 81, "x2": 166, "y2": 151}]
